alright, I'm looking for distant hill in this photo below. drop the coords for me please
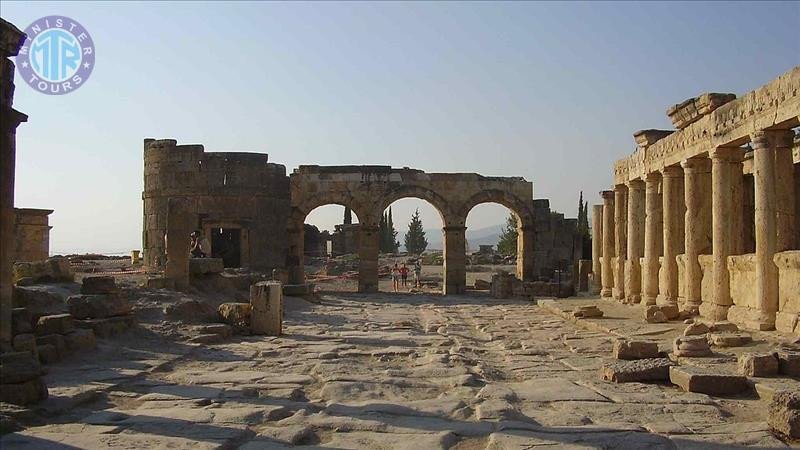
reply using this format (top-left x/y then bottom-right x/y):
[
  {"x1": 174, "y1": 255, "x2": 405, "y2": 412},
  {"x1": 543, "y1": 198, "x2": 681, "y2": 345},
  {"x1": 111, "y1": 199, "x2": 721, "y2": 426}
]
[{"x1": 400, "y1": 224, "x2": 504, "y2": 252}]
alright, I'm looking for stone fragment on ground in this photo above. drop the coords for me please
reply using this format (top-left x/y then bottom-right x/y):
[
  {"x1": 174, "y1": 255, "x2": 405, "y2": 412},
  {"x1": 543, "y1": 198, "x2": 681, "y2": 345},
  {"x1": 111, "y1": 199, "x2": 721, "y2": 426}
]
[
  {"x1": 612, "y1": 339, "x2": 659, "y2": 360},
  {"x1": 738, "y1": 353, "x2": 779, "y2": 377},
  {"x1": 767, "y1": 390, "x2": 800, "y2": 439},
  {"x1": 673, "y1": 335, "x2": 712, "y2": 357},
  {"x1": 669, "y1": 365, "x2": 748, "y2": 396},
  {"x1": 644, "y1": 305, "x2": 667, "y2": 323},
  {"x1": 600, "y1": 358, "x2": 673, "y2": 382}
]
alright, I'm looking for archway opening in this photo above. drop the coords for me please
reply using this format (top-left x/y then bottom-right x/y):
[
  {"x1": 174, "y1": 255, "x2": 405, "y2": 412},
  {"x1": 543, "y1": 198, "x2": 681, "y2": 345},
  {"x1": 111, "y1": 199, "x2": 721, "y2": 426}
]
[
  {"x1": 303, "y1": 204, "x2": 360, "y2": 292},
  {"x1": 378, "y1": 198, "x2": 444, "y2": 294},
  {"x1": 465, "y1": 202, "x2": 523, "y2": 290}
]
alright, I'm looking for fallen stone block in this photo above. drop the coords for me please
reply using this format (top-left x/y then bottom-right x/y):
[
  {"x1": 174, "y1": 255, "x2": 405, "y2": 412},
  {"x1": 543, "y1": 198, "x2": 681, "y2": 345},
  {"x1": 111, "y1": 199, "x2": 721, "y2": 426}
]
[
  {"x1": 80, "y1": 276, "x2": 118, "y2": 294},
  {"x1": 11, "y1": 308, "x2": 32, "y2": 335},
  {"x1": 36, "y1": 334, "x2": 66, "y2": 359},
  {"x1": 12, "y1": 333, "x2": 38, "y2": 359},
  {"x1": 164, "y1": 298, "x2": 219, "y2": 323},
  {"x1": 672, "y1": 335, "x2": 712, "y2": 357},
  {"x1": 572, "y1": 305, "x2": 603, "y2": 319},
  {"x1": 738, "y1": 353, "x2": 779, "y2": 377},
  {"x1": 35, "y1": 314, "x2": 74, "y2": 336},
  {"x1": 64, "y1": 329, "x2": 96, "y2": 352},
  {"x1": 0, "y1": 377, "x2": 48, "y2": 405},
  {"x1": 708, "y1": 332, "x2": 752, "y2": 348},
  {"x1": 189, "y1": 257, "x2": 224, "y2": 275},
  {"x1": 775, "y1": 350, "x2": 800, "y2": 377},
  {"x1": 645, "y1": 306, "x2": 667, "y2": 323},
  {"x1": 66, "y1": 294, "x2": 132, "y2": 319},
  {"x1": 709, "y1": 321, "x2": 739, "y2": 333},
  {"x1": 37, "y1": 344, "x2": 59, "y2": 364},
  {"x1": 683, "y1": 323, "x2": 709, "y2": 336},
  {"x1": 250, "y1": 281, "x2": 282, "y2": 336},
  {"x1": 218, "y1": 302, "x2": 251, "y2": 327},
  {"x1": 768, "y1": 390, "x2": 800, "y2": 439},
  {"x1": 659, "y1": 304, "x2": 679, "y2": 320},
  {"x1": 613, "y1": 339, "x2": 659, "y2": 360},
  {"x1": 601, "y1": 358, "x2": 673, "y2": 383},
  {"x1": 12, "y1": 257, "x2": 73, "y2": 284},
  {"x1": 0, "y1": 352, "x2": 44, "y2": 384},
  {"x1": 669, "y1": 366, "x2": 748, "y2": 396},
  {"x1": 75, "y1": 315, "x2": 135, "y2": 338}
]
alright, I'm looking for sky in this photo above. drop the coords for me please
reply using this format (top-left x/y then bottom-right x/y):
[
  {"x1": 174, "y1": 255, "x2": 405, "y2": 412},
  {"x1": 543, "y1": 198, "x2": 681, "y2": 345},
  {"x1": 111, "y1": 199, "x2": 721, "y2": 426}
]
[{"x1": 3, "y1": 1, "x2": 799, "y2": 254}]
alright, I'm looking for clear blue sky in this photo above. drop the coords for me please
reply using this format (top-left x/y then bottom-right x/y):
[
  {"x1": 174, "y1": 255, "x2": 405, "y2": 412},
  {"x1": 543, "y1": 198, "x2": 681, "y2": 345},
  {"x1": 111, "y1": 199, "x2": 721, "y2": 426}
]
[{"x1": 4, "y1": 1, "x2": 798, "y2": 254}]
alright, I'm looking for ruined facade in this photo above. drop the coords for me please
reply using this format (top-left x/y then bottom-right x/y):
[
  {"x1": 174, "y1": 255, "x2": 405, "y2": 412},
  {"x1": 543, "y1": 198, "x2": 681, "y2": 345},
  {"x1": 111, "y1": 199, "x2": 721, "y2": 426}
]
[
  {"x1": 142, "y1": 139, "x2": 291, "y2": 271},
  {"x1": 0, "y1": 18, "x2": 27, "y2": 344},
  {"x1": 531, "y1": 199, "x2": 582, "y2": 282},
  {"x1": 596, "y1": 66, "x2": 800, "y2": 334},
  {"x1": 331, "y1": 223, "x2": 359, "y2": 256},
  {"x1": 13, "y1": 208, "x2": 52, "y2": 262}
]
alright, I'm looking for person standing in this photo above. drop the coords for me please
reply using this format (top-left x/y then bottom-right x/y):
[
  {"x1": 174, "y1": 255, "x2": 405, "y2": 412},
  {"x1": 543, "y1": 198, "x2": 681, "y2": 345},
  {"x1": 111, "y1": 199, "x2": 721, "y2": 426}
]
[
  {"x1": 400, "y1": 263, "x2": 410, "y2": 288},
  {"x1": 414, "y1": 259, "x2": 422, "y2": 288},
  {"x1": 391, "y1": 263, "x2": 400, "y2": 293}
]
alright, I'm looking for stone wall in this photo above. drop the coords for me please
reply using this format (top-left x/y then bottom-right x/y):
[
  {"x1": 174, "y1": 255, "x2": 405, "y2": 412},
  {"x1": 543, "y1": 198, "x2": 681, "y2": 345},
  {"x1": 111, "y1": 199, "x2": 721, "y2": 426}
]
[
  {"x1": 532, "y1": 199, "x2": 581, "y2": 282},
  {"x1": 142, "y1": 139, "x2": 290, "y2": 271},
  {"x1": 774, "y1": 250, "x2": 800, "y2": 334},
  {"x1": 331, "y1": 223, "x2": 359, "y2": 256},
  {"x1": 13, "y1": 208, "x2": 52, "y2": 262}
]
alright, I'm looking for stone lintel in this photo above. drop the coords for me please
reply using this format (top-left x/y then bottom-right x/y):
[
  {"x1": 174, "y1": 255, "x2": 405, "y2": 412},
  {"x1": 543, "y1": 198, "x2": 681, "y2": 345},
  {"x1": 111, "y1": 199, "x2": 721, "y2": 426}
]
[
  {"x1": 667, "y1": 93, "x2": 736, "y2": 130},
  {"x1": 633, "y1": 129, "x2": 674, "y2": 150}
]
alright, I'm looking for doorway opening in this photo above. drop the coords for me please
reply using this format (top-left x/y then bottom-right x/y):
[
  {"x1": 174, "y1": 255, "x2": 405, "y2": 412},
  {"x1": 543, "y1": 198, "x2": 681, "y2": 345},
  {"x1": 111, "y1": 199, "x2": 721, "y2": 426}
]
[{"x1": 212, "y1": 228, "x2": 241, "y2": 268}]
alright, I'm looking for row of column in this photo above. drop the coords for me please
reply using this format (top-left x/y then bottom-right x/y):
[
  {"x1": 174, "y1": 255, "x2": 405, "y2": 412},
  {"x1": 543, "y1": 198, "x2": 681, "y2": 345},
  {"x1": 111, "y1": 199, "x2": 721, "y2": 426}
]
[{"x1": 596, "y1": 129, "x2": 796, "y2": 328}]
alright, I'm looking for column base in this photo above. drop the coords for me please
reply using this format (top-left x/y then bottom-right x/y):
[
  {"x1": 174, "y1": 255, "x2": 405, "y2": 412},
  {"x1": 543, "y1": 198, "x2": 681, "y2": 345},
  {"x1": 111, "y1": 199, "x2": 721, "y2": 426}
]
[
  {"x1": 682, "y1": 300, "x2": 701, "y2": 315},
  {"x1": 612, "y1": 288, "x2": 625, "y2": 301},
  {"x1": 727, "y1": 305, "x2": 776, "y2": 331},
  {"x1": 655, "y1": 294, "x2": 677, "y2": 307},
  {"x1": 625, "y1": 294, "x2": 642, "y2": 304},
  {"x1": 642, "y1": 294, "x2": 658, "y2": 306},
  {"x1": 601, "y1": 288, "x2": 613, "y2": 298},
  {"x1": 698, "y1": 302, "x2": 731, "y2": 323},
  {"x1": 775, "y1": 311, "x2": 800, "y2": 335}
]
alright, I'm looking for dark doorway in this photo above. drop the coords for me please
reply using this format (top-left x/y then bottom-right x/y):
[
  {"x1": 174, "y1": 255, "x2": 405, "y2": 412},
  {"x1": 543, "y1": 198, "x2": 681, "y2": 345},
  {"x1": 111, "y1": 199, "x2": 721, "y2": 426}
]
[{"x1": 212, "y1": 228, "x2": 241, "y2": 268}]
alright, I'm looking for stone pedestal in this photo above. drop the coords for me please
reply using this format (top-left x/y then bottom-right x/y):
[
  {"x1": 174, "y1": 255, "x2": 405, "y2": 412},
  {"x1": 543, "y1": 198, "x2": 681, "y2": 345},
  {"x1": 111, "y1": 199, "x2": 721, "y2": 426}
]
[
  {"x1": 643, "y1": 173, "x2": 662, "y2": 305},
  {"x1": 591, "y1": 204, "x2": 603, "y2": 294},
  {"x1": 681, "y1": 157, "x2": 712, "y2": 313},
  {"x1": 250, "y1": 281, "x2": 282, "y2": 336},
  {"x1": 443, "y1": 226, "x2": 467, "y2": 295},
  {"x1": 600, "y1": 190, "x2": 615, "y2": 298},
  {"x1": 358, "y1": 225, "x2": 379, "y2": 293},
  {"x1": 613, "y1": 186, "x2": 627, "y2": 300},
  {"x1": 625, "y1": 180, "x2": 645, "y2": 303},
  {"x1": 774, "y1": 251, "x2": 800, "y2": 334},
  {"x1": 516, "y1": 224, "x2": 535, "y2": 283},
  {"x1": 657, "y1": 166, "x2": 684, "y2": 308}
]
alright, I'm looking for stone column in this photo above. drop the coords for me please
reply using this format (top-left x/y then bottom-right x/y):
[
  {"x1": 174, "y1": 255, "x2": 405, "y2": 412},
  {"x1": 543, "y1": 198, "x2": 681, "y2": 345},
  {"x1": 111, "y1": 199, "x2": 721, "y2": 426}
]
[
  {"x1": 250, "y1": 281, "x2": 282, "y2": 335},
  {"x1": 286, "y1": 218, "x2": 304, "y2": 284},
  {"x1": 625, "y1": 180, "x2": 645, "y2": 303},
  {"x1": 657, "y1": 165, "x2": 685, "y2": 308},
  {"x1": 774, "y1": 130, "x2": 797, "y2": 253},
  {"x1": 600, "y1": 190, "x2": 615, "y2": 298},
  {"x1": 516, "y1": 223, "x2": 535, "y2": 282},
  {"x1": 591, "y1": 204, "x2": 603, "y2": 294},
  {"x1": 642, "y1": 173, "x2": 663, "y2": 305},
  {"x1": 165, "y1": 198, "x2": 196, "y2": 291},
  {"x1": 701, "y1": 147, "x2": 744, "y2": 321},
  {"x1": 358, "y1": 225, "x2": 379, "y2": 293},
  {"x1": 443, "y1": 226, "x2": 467, "y2": 295},
  {"x1": 681, "y1": 157, "x2": 712, "y2": 313},
  {"x1": 748, "y1": 130, "x2": 795, "y2": 329},
  {"x1": 613, "y1": 185, "x2": 627, "y2": 301}
]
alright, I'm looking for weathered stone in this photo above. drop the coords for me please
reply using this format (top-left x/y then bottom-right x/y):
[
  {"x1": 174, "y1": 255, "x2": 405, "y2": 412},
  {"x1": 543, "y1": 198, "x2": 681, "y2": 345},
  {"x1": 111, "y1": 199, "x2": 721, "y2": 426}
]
[
  {"x1": 683, "y1": 322, "x2": 709, "y2": 336},
  {"x1": 196, "y1": 324, "x2": 232, "y2": 338},
  {"x1": 600, "y1": 358, "x2": 673, "y2": 382},
  {"x1": 66, "y1": 294, "x2": 132, "y2": 319},
  {"x1": 612, "y1": 339, "x2": 659, "y2": 360},
  {"x1": 666, "y1": 93, "x2": 736, "y2": 130},
  {"x1": 672, "y1": 335, "x2": 712, "y2": 357},
  {"x1": 63, "y1": 329, "x2": 96, "y2": 352},
  {"x1": 659, "y1": 304, "x2": 679, "y2": 320},
  {"x1": 775, "y1": 350, "x2": 800, "y2": 377},
  {"x1": 708, "y1": 332, "x2": 752, "y2": 348},
  {"x1": 0, "y1": 351, "x2": 43, "y2": 383},
  {"x1": 11, "y1": 333, "x2": 37, "y2": 358},
  {"x1": 163, "y1": 298, "x2": 219, "y2": 323},
  {"x1": 572, "y1": 305, "x2": 603, "y2": 319},
  {"x1": 644, "y1": 306, "x2": 667, "y2": 323},
  {"x1": 189, "y1": 257, "x2": 224, "y2": 275},
  {"x1": 250, "y1": 281, "x2": 282, "y2": 336},
  {"x1": 708, "y1": 321, "x2": 739, "y2": 333},
  {"x1": 218, "y1": 303, "x2": 250, "y2": 327},
  {"x1": 80, "y1": 276, "x2": 118, "y2": 294},
  {"x1": 188, "y1": 333, "x2": 224, "y2": 344},
  {"x1": 0, "y1": 377, "x2": 48, "y2": 405},
  {"x1": 669, "y1": 366, "x2": 748, "y2": 395},
  {"x1": 11, "y1": 257, "x2": 73, "y2": 284},
  {"x1": 738, "y1": 353, "x2": 779, "y2": 377},
  {"x1": 282, "y1": 283, "x2": 314, "y2": 297},
  {"x1": 37, "y1": 344, "x2": 59, "y2": 364},
  {"x1": 767, "y1": 390, "x2": 800, "y2": 439},
  {"x1": 36, "y1": 334, "x2": 65, "y2": 358},
  {"x1": 34, "y1": 313, "x2": 74, "y2": 336},
  {"x1": 10, "y1": 307, "x2": 32, "y2": 334},
  {"x1": 75, "y1": 315, "x2": 135, "y2": 338}
]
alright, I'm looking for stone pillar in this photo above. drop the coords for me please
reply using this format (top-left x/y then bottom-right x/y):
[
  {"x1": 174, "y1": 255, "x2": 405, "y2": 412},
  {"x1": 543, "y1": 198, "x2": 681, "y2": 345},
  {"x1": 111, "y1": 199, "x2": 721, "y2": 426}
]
[
  {"x1": 443, "y1": 226, "x2": 467, "y2": 295},
  {"x1": 165, "y1": 198, "x2": 196, "y2": 291},
  {"x1": 681, "y1": 157, "x2": 712, "y2": 313},
  {"x1": 591, "y1": 204, "x2": 603, "y2": 294},
  {"x1": 613, "y1": 185, "x2": 627, "y2": 301},
  {"x1": 286, "y1": 219, "x2": 304, "y2": 285},
  {"x1": 516, "y1": 224, "x2": 535, "y2": 282},
  {"x1": 701, "y1": 147, "x2": 744, "y2": 322},
  {"x1": 657, "y1": 166, "x2": 684, "y2": 308},
  {"x1": 643, "y1": 173, "x2": 663, "y2": 305},
  {"x1": 600, "y1": 190, "x2": 615, "y2": 298},
  {"x1": 747, "y1": 130, "x2": 795, "y2": 329},
  {"x1": 250, "y1": 281, "x2": 282, "y2": 335},
  {"x1": 624, "y1": 180, "x2": 645, "y2": 303},
  {"x1": 358, "y1": 225, "x2": 379, "y2": 293}
]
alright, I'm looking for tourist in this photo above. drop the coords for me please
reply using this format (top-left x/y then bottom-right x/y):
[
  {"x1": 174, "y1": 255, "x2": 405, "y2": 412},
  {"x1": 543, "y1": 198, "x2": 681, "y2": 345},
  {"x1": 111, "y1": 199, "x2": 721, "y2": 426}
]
[
  {"x1": 391, "y1": 263, "x2": 400, "y2": 292},
  {"x1": 189, "y1": 231, "x2": 205, "y2": 258},
  {"x1": 400, "y1": 263, "x2": 410, "y2": 288},
  {"x1": 414, "y1": 259, "x2": 422, "y2": 288}
]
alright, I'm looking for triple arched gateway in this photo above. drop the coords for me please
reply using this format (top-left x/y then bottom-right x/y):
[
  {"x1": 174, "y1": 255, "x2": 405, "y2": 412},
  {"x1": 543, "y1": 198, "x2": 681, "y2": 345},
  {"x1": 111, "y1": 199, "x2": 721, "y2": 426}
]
[{"x1": 288, "y1": 165, "x2": 535, "y2": 294}]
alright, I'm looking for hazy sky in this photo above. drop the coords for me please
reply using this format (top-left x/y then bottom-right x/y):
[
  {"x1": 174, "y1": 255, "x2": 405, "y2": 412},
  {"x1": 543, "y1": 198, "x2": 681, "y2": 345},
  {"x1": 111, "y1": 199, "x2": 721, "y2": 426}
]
[{"x1": 4, "y1": 1, "x2": 798, "y2": 254}]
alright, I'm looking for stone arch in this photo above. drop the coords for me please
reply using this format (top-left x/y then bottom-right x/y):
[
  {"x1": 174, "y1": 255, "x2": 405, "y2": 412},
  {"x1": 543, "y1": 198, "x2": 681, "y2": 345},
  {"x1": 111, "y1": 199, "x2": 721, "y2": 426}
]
[{"x1": 376, "y1": 185, "x2": 452, "y2": 225}]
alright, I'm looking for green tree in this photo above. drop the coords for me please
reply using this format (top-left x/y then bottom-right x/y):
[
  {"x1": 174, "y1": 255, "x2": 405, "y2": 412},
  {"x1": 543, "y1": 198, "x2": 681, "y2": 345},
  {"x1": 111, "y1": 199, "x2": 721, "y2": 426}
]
[
  {"x1": 496, "y1": 213, "x2": 518, "y2": 256},
  {"x1": 404, "y1": 208, "x2": 428, "y2": 254},
  {"x1": 379, "y1": 208, "x2": 399, "y2": 253}
]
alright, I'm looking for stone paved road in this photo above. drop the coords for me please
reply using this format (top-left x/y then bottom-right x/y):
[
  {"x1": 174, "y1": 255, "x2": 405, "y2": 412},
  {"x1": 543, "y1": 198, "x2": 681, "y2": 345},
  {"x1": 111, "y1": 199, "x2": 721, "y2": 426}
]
[{"x1": 2, "y1": 293, "x2": 791, "y2": 449}]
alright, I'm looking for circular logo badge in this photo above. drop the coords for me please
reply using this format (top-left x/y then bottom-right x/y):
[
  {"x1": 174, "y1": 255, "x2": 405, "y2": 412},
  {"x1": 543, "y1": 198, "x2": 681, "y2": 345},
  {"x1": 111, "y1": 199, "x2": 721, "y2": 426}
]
[{"x1": 16, "y1": 15, "x2": 95, "y2": 95}]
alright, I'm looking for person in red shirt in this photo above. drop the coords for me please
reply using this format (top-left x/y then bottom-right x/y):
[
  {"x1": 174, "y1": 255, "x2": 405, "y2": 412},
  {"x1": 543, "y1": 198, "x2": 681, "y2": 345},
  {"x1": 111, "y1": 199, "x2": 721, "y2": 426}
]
[{"x1": 400, "y1": 263, "x2": 410, "y2": 288}]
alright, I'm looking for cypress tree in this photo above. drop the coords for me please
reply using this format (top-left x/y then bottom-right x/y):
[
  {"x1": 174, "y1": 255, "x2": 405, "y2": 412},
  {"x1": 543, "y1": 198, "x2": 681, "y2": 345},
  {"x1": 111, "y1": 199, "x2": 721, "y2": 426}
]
[
  {"x1": 497, "y1": 213, "x2": 518, "y2": 256},
  {"x1": 404, "y1": 208, "x2": 428, "y2": 254}
]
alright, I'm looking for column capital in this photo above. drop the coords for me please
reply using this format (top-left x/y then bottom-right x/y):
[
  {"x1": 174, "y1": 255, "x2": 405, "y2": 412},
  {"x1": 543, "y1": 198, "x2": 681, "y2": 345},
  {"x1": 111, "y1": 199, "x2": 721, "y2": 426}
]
[
  {"x1": 709, "y1": 146, "x2": 745, "y2": 162},
  {"x1": 614, "y1": 183, "x2": 628, "y2": 192},
  {"x1": 442, "y1": 226, "x2": 466, "y2": 232},
  {"x1": 680, "y1": 156, "x2": 711, "y2": 173},
  {"x1": 751, "y1": 129, "x2": 795, "y2": 150},
  {"x1": 626, "y1": 179, "x2": 645, "y2": 190},
  {"x1": 661, "y1": 165, "x2": 683, "y2": 178},
  {"x1": 600, "y1": 190, "x2": 615, "y2": 200}
]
